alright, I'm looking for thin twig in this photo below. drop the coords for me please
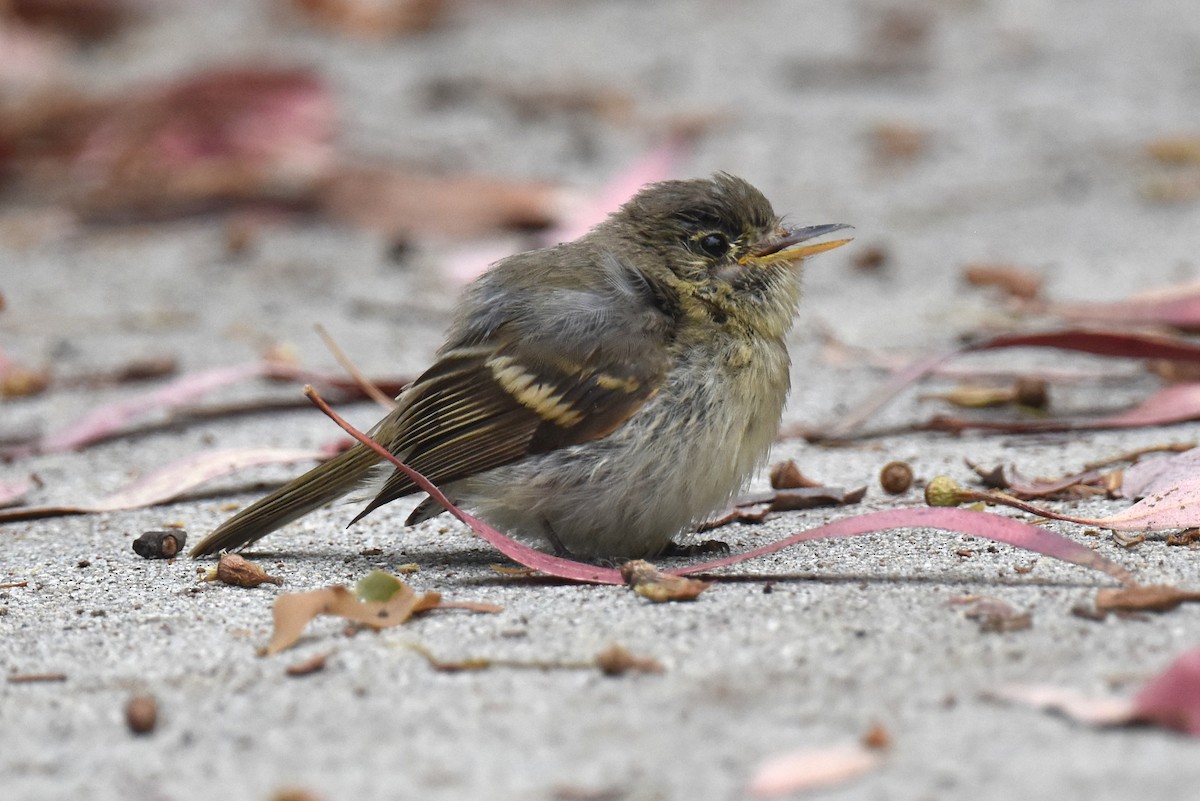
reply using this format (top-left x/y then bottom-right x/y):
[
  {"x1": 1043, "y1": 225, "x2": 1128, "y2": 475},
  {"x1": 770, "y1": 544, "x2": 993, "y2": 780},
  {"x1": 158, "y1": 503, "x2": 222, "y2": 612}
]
[{"x1": 314, "y1": 323, "x2": 397, "y2": 411}]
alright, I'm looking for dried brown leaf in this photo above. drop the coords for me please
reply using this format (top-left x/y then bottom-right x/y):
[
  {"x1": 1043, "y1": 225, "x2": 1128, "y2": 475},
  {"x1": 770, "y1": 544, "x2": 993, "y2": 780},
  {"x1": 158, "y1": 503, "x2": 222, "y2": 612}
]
[
  {"x1": 321, "y1": 167, "x2": 559, "y2": 239},
  {"x1": 594, "y1": 644, "x2": 665, "y2": 676},
  {"x1": 769, "y1": 458, "x2": 820, "y2": 489},
  {"x1": 1147, "y1": 136, "x2": 1200, "y2": 165},
  {"x1": 285, "y1": 651, "x2": 330, "y2": 676},
  {"x1": 961, "y1": 597, "x2": 1033, "y2": 633},
  {"x1": 286, "y1": 0, "x2": 446, "y2": 38},
  {"x1": 1095, "y1": 584, "x2": 1200, "y2": 613},
  {"x1": 870, "y1": 121, "x2": 928, "y2": 161},
  {"x1": 962, "y1": 263, "x2": 1043, "y2": 301}
]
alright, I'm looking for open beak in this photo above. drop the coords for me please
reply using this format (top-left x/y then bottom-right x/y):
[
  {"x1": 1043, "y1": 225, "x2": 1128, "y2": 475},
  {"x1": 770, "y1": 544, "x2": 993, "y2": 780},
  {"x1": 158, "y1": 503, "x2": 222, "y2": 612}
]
[{"x1": 742, "y1": 223, "x2": 854, "y2": 267}]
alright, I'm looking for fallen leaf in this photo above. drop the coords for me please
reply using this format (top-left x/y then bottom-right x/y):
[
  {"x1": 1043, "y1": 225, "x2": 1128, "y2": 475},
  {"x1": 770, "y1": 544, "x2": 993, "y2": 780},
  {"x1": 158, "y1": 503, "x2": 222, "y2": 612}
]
[
  {"x1": 748, "y1": 743, "x2": 882, "y2": 797},
  {"x1": 285, "y1": 651, "x2": 330, "y2": 676},
  {"x1": 620, "y1": 560, "x2": 711, "y2": 602},
  {"x1": 870, "y1": 121, "x2": 928, "y2": 162},
  {"x1": 960, "y1": 596, "x2": 1033, "y2": 633},
  {"x1": 0, "y1": 477, "x2": 34, "y2": 508},
  {"x1": 991, "y1": 645, "x2": 1200, "y2": 737},
  {"x1": 7, "y1": 0, "x2": 137, "y2": 41},
  {"x1": 1132, "y1": 647, "x2": 1200, "y2": 734},
  {"x1": 768, "y1": 459, "x2": 821, "y2": 489},
  {"x1": 988, "y1": 685, "x2": 1136, "y2": 727},
  {"x1": 818, "y1": 329, "x2": 1200, "y2": 441},
  {"x1": 593, "y1": 644, "x2": 665, "y2": 676},
  {"x1": 961, "y1": 263, "x2": 1043, "y2": 301},
  {"x1": 1095, "y1": 584, "x2": 1200, "y2": 613},
  {"x1": 321, "y1": 167, "x2": 560, "y2": 239},
  {"x1": 4, "y1": 67, "x2": 336, "y2": 219},
  {"x1": 1119, "y1": 447, "x2": 1200, "y2": 499},
  {"x1": 0, "y1": 447, "x2": 327, "y2": 523},
  {"x1": 1051, "y1": 282, "x2": 1200, "y2": 332},
  {"x1": 1148, "y1": 136, "x2": 1200, "y2": 165},
  {"x1": 263, "y1": 569, "x2": 496, "y2": 655},
  {"x1": 285, "y1": 0, "x2": 446, "y2": 38}
]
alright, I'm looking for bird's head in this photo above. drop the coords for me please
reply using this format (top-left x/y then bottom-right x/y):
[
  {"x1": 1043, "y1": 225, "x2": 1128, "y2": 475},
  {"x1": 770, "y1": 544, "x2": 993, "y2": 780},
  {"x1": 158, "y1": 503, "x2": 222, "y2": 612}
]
[{"x1": 602, "y1": 173, "x2": 852, "y2": 339}]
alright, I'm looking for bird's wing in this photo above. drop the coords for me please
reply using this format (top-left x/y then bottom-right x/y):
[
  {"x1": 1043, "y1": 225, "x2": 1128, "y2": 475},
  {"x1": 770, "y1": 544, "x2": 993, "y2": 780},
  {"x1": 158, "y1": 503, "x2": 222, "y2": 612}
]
[{"x1": 352, "y1": 253, "x2": 674, "y2": 522}]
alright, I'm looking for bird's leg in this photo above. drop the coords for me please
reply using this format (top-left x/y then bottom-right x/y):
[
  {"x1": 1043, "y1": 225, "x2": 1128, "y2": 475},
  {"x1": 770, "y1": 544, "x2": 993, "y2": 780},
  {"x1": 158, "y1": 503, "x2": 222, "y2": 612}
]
[
  {"x1": 541, "y1": 518, "x2": 573, "y2": 559},
  {"x1": 660, "y1": 538, "x2": 731, "y2": 558}
]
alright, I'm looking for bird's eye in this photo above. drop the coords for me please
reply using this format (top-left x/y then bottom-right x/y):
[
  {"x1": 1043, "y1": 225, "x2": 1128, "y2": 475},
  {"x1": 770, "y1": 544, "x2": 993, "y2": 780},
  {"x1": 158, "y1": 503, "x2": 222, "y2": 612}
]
[{"x1": 698, "y1": 233, "x2": 730, "y2": 258}]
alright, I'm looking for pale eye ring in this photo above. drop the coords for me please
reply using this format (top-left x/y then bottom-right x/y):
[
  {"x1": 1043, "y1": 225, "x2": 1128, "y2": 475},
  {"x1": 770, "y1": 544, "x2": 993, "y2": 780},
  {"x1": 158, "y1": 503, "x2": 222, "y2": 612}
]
[{"x1": 699, "y1": 232, "x2": 730, "y2": 257}]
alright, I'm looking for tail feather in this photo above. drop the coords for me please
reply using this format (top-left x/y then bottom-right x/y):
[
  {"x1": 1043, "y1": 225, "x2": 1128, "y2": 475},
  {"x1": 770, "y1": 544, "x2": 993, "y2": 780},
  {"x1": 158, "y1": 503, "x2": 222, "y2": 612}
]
[{"x1": 190, "y1": 443, "x2": 380, "y2": 556}]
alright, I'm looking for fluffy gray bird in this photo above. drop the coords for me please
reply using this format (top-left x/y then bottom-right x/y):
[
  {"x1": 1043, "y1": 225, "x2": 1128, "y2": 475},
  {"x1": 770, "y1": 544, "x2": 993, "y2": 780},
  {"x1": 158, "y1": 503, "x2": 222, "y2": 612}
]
[{"x1": 191, "y1": 173, "x2": 850, "y2": 559}]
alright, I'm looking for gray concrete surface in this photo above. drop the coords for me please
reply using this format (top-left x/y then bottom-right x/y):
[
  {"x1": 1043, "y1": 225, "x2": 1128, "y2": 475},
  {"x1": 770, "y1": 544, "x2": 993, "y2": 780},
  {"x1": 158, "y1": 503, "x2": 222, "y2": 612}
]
[{"x1": 4, "y1": 1, "x2": 1200, "y2": 799}]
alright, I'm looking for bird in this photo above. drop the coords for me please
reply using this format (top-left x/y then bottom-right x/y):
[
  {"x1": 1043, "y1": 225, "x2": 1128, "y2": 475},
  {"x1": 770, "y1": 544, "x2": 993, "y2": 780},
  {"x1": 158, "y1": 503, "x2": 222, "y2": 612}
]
[{"x1": 190, "y1": 173, "x2": 851, "y2": 559}]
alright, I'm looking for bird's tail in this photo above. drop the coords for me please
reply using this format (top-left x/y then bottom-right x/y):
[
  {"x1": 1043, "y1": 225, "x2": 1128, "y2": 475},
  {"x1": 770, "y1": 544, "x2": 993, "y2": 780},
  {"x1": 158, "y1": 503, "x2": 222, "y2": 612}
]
[{"x1": 190, "y1": 443, "x2": 380, "y2": 556}]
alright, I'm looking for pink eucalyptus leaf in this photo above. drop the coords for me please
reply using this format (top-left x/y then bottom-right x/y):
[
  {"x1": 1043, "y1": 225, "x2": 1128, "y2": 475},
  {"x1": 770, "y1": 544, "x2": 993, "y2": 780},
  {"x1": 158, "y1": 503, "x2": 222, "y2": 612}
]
[
  {"x1": 1132, "y1": 647, "x2": 1200, "y2": 735},
  {"x1": 1086, "y1": 475, "x2": 1200, "y2": 531},
  {"x1": 1120, "y1": 448, "x2": 1200, "y2": 499},
  {"x1": 822, "y1": 330, "x2": 1200, "y2": 439},
  {"x1": 86, "y1": 447, "x2": 327, "y2": 512},
  {"x1": 988, "y1": 685, "x2": 1136, "y2": 727},
  {"x1": 31, "y1": 362, "x2": 268, "y2": 455},
  {"x1": 674, "y1": 507, "x2": 1131, "y2": 585},
  {"x1": 1052, "y1": 283, "x2": 1200, "y2": 332},
  {"x1": 748, "y1": 744, "x2": 882, "y2": 797},
  {"x1": 552, "y1": 141, "x2": 684, "y2": 242},
  {"x1": 0, "y1": 447, "x2": 326, "y2": 523},
  {"x1": 0, "y1": 477, "x2": 34, "y2": 508}
]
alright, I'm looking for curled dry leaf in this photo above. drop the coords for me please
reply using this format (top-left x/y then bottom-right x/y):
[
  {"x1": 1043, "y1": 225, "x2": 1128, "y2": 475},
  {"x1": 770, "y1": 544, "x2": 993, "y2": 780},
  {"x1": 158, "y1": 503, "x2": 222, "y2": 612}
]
[
  {"x1": 263, "y1": 570, "x2": 498, "y2": 655},
  {"x1": 203, "y1": 553, "x2": 283, "y2": 588},
  {"x1": 620, "y1": 560, "x2": 711, "y2": 602},
  {"x1": 748, "y1": 743, "x2": 882, "y2": 797},
  {"x1": 1094, "y1": 584, "x2": 1200, "y2": 613},
  {"x1": 769, "y1": 459, "x2": 820, "y2": 490}
]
